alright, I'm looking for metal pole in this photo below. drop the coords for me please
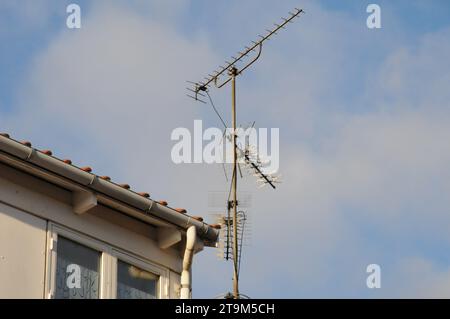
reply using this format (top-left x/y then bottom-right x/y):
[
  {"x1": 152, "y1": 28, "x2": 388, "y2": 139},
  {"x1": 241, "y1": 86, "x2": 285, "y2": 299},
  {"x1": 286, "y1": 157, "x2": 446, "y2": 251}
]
[{"x1": 230, "y1": 66, "x2": 239, "y2": 299}]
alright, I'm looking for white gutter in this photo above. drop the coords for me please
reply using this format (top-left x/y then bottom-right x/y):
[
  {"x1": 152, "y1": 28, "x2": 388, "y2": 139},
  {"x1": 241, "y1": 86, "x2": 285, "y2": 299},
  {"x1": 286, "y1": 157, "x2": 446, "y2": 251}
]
[
  {"x1": 0, "y1": 135, "x2": 219, "y2": 245},
  {"x1": 180, "y1": 225, "x2": 196, "y2": 299}
]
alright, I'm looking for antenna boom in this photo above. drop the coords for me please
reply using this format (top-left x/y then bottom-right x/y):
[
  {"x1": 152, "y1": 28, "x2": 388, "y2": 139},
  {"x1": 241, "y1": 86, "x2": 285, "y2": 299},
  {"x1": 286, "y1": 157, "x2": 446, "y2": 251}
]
[{"x1": 187, "y1": 8, "x2": 304, "y2": 99}]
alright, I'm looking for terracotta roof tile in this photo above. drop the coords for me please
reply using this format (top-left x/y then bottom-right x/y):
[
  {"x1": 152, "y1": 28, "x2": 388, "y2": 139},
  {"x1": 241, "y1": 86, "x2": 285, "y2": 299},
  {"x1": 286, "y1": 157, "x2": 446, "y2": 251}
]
[
  {"x1": 20, "y1": 141, "x2": 32, "y2": 147},
  {"x1": 138, "y1": 192, "x2": 150, "y2": 198},
  {"x1": 0, "y1": 133, "x2": 211, "y2": 229}
]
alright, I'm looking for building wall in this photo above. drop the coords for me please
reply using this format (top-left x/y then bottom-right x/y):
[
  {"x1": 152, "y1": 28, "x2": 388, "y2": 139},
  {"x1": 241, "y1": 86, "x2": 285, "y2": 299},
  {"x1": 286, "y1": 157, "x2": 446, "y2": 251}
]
[
  {"x1": 0, "y1": 163, "x2": 183, "y2": 298},
  {"x1": 0, "y1": 203, "x2": 47, "y2": 298}
]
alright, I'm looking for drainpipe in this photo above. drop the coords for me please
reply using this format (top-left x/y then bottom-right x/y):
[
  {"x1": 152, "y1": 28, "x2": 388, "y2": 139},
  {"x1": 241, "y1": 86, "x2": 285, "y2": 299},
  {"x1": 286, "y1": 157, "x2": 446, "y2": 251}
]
[{"x1": 180, "y1": 225, "x2": 196, "y2": 299}]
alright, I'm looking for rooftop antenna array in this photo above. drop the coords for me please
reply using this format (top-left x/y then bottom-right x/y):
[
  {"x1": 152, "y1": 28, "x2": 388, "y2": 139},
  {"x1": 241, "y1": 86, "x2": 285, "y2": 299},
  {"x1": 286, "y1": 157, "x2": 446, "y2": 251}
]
[
  {"x1": 187, "y1": 7, "x2": 304, "y2": 299},
  {"x1": 209, "y1": 191, "x2": 252, "y2": 263}
]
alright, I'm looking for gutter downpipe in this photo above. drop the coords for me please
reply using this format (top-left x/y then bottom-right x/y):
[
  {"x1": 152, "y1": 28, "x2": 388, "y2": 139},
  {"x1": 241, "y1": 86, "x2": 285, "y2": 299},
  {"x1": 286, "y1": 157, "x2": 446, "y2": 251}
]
[{"x1": 180, "y1": 225, "x2": 196, "y2": 299}]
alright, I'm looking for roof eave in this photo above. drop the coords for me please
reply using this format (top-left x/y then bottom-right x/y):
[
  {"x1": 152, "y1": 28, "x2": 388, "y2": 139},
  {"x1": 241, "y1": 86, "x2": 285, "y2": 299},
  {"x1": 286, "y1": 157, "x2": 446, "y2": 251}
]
[{"x1": 0, "y1": 135, "x2": 219, "y2": 246}]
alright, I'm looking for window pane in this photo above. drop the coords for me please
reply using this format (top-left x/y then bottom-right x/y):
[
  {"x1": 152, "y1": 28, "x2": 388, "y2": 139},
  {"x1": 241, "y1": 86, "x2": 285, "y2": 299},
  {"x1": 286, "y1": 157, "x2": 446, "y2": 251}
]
[
  {"x1": 55, "y1": 237, "x2": 101, "y2": 299},
  {"x1": 117, "y1": 260, "x2": 158, "y2": 299}
]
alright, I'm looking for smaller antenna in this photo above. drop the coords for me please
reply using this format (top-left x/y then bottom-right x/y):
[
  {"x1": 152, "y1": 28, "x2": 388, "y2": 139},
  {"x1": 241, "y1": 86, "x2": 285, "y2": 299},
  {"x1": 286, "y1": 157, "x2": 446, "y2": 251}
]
[
  {"x1": 239, "y1": 145, "x2": 278, "y2": 189},
  {"x1": 209, "y1": 192, "x2": 252, "y2": 264},
  {"x1": 218, "y1": 121, "x2": 278, "y2": 188}
]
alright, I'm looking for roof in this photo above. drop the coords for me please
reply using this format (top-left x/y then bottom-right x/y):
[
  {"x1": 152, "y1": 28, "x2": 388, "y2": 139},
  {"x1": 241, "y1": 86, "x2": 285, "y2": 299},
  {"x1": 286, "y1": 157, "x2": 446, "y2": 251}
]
[{"x1": 0, "y1": 132, "x2": 220, "y2": 246}]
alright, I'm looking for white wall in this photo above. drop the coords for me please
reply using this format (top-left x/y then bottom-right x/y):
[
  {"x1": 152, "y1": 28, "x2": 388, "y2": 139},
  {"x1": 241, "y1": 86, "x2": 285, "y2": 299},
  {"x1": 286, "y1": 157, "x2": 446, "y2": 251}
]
[{"x1": 0, "y1": 203, "x2": 47, "y2": 298}]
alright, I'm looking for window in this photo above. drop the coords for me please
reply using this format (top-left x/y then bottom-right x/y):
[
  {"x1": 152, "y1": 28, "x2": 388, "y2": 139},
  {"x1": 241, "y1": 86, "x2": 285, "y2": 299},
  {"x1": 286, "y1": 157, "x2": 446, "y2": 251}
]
[
  {"x1": 117, "y1": 260, "x2": 158, "y2": 299},
  {"x1": 46, "y1": 223, "x2": 170, "y2": 299},
  {"x1": 55, "y1": 237, "x2": 101, "y2": 299}
]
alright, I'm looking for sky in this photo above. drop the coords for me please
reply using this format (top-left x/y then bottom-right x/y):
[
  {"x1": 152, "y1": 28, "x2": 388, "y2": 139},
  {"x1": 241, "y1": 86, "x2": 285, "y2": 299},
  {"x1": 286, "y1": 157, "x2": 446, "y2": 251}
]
[{"x1": 1, "y1": 0, "x2": 450, "y2": 298}]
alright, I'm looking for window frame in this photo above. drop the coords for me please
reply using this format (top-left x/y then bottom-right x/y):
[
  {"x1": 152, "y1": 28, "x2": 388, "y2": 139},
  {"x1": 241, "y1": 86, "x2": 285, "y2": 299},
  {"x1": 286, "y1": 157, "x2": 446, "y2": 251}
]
[
  {"x1": 45, "y1": 222, "x2": 169, "y2": 299},
  {"x1": 111, "y1": 249, "x2": 168, "y2": 299}
]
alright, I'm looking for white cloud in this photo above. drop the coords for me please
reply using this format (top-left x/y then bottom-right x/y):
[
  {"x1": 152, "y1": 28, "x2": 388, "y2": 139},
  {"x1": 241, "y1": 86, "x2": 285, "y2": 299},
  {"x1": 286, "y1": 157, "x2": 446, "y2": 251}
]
[
  {"x1": 387, "y1": 257, "x2": 450, "y2": 298},
  {"x1": 2, "y1": 3, "x2": 219, "y2": 189}
]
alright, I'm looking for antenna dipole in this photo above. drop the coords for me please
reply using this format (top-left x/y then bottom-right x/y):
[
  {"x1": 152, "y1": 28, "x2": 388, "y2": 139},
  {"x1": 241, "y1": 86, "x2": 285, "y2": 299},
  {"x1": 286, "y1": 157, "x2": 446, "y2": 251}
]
[{"x1": 187, "y1": 7, "x2": 304, "y2": 299}]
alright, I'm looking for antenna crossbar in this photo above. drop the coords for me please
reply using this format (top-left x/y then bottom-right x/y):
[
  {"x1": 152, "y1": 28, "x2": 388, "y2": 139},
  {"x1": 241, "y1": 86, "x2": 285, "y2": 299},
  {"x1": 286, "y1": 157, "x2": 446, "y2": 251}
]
[{"x1": 187, "y1": 8, "x2": 304, "y2": 100}]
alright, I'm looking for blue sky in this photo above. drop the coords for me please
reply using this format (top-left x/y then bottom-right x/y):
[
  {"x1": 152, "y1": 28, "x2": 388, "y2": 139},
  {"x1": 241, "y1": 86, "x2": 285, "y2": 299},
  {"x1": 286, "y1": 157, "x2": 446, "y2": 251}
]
[
  {"x1": 2, "y1": 0, "x2": 450, "y2": 111},
  {"x1": 1, "y1": 0, "x2": 449, "y2": 112},
  {"x1": 1, "y1": 0, "x2": 450, "y2": 298}
]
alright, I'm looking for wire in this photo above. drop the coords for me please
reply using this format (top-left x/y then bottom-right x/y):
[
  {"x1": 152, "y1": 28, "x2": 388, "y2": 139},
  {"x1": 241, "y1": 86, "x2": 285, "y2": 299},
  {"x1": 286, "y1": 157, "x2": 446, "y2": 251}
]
[
  {"x1": 225, "y1": 168, "x2": 236, "y2": 262},
  {"x1": 227, "y1": 167, "x2": 235, "y2": 203},
  {"x1": 206, "y1": 90, "x2": 228, "y2": 129},
  {"x1": 206, "y1": 88, "x2": 246, "y2": 271},
  {"x1": 237, "y1": 211, "x2": 246, "y2": 278}
]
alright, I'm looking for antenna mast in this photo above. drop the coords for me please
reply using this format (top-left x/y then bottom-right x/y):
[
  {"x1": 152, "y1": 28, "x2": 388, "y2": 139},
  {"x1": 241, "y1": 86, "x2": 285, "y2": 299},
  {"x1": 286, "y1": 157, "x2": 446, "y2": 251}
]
[{"x1": 188, "y1": 7, "x2": 304, "y2": 299}]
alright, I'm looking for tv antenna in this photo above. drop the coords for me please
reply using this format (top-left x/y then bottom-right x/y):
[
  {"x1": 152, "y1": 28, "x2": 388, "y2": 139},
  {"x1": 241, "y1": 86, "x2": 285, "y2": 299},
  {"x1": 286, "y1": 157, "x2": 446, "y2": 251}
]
[{"x1": 187, "y1": 7, "x2": 304, "y2": 299}]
